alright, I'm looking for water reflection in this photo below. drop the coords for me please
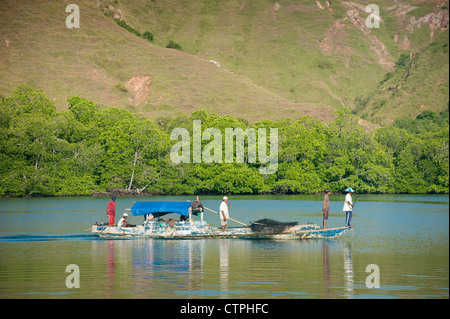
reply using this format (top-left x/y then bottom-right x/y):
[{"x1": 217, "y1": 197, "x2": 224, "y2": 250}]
[
  {"x1": 0, "y1": 194, "x2": 447, "y2": 299},
  {"x1": 81, "y1": 236, "x2": 448, "y2": 299},
  {"x1": 322, "y1": 241, "x2": 330, "y2": 298},
  {"x1": 219, "y1": 240, "x2": 229, "y2": 298},
  {"x1": 343, "y1": 242, "x2": 354, "y2": 297},
  {"x1": 90, "y1": 239, "x2": 212, "y2": 298},
  {"x1": 321, "y1": 240, "x2": 354, "y2": 298},
  {"x1": 100, "y1": 238, "x2": 356, "y2": 299},
  {"x1": 106, "y1": 240, "x2": 115, "y2": 298}
]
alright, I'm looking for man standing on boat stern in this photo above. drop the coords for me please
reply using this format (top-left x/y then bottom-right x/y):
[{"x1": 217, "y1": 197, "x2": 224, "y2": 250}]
[
  {"x1": 220, "y1": 196, "x2": 231, "y2": 230},
  {"x1": 107, "y1": 194, "x2": 116, "y2": 226},
  {"x1": 343, "y1": 188, "x2": 354, "y2": 228},
  {"x1": 322, "y1": 189, "x2": 331, "y2": 229}
]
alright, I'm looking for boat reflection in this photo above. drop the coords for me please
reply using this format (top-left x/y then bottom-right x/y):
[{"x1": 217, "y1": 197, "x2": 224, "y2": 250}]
[
  {"x1": 344, "y1": 242, "x2": 354, "y2": 297},
  {"x1": 322, "y1": 240, "x2": 330, "y2": 298},
  {"x1": 219, "y1": 239, "x2": 229, "y2": 298},
  {"x1": 90, "y1": 237, "x2": 355, "y2": 298},
  {"x1": 106, "y1": 240, "x2": 116, "y2": 298}
]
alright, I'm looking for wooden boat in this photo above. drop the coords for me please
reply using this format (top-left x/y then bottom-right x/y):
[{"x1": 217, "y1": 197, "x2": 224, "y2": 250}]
[
  {"x1": 91, "y1": 201, "x2": 352, "y2": 239},
  {"x1": 248, "y1": 218, "x2": 352, "y2": 239}
]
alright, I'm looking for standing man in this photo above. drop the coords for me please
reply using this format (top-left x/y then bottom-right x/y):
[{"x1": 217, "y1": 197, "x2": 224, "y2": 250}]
[
  {"x1": 219, "y1": 196, "x2": 231, "y2": 230},
  {"x1": 190, "y1": 196, "x2": 204, "y2": 215},
  {"x1": 343, "y1": 187, "x2": 355, "y2": 228},
  {"x1": 107, "y1": 194, "x2": 116, "y2": 226},
  {"x1": 322, "y1": 189, "x2": 331, "y2": 229}
]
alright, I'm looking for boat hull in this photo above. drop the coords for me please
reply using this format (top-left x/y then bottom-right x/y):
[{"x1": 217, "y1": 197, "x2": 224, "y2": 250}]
[
  {"x1": 91, "y1": 221, "x2": 351, "y2": 239},
  {"x1": 92, "y1": 221, "x2": 252, "y2": 238},
  {"x1": 296, "y1": 226, "x2": 352, "y2": 239}
]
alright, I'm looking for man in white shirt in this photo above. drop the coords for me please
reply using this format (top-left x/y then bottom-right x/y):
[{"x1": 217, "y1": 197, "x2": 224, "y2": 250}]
[
  {"x1": 219, "y1": 196, "x2": 231, "y2": 230},
  {"x1": 343, "y1": 188, "x2": 354, "y2": 228},
  {"x1": 117, "y1": 213, "x2": 130, "y2": 227}
]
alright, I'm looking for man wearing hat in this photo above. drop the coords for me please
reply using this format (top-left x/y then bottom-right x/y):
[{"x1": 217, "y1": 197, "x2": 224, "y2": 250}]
[
  {"x1": 219, "y1": 196, "x2": 232, "y2": 230},
  {"x1": 117, "y1": 213, "x2": 131, "y2": 227},
  {"x1": 343, "y1": 187, "x2": 355, "y2": 228}
]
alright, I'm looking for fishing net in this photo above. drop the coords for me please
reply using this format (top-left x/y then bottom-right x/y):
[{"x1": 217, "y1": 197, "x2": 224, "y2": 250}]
[{"x1": 250, "y1": 218, "x2": 298, "y2": 234}]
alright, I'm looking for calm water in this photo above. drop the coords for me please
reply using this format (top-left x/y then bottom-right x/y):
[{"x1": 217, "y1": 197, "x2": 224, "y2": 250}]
[{"x1": 0, "y1": 194, "x2": 448, "y2": 299}]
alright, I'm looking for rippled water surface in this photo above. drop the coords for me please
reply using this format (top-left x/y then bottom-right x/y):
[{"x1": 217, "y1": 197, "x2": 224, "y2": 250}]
[{"x1": 0, "y1": 194, "x2": 448, "y2": 299}]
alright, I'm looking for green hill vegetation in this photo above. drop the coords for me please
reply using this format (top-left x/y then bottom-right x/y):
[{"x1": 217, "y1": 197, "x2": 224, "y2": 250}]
[
  {"x1": 0, "y1": 0, "x2": 448, "y2": 124},
  {"x1": 0, "y1": 1, "x2": 448, "y2": 196},
  {"x1": 355, "y1": 29, "x2": 449, "y2": 123},
  {"x1": 0, "y1": 85, "x2": 447, "y2": 196}
]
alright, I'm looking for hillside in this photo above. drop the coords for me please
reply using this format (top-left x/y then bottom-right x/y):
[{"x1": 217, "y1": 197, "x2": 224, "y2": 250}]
[
  {"x1": 0, "y1": 0, "x2": 448, "y2": 124},
  {"x1": 351, "y1": 2, "x2": 449, "y2": 124}
]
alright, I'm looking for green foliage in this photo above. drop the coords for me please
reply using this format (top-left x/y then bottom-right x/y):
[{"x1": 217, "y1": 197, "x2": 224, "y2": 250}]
[
  {"x1": 323, "y1": 108, "x2": 395, "y2": 193},
  {"x1": 142, "y1": 31, "x2": 154, "y2": 42},
  {"x1": 353, "y1": 95, "x2": 371, "y2": 114},
  {"x1": 0, "y1": 86, "x2": 448, "y2": 196},
  {"x1": 376, "y1": 118, "x2": 449, "y2": 193},
  {"x1": 379, "y1": 72, "x2": 394, "y2": 85},
  {"x1": 378, "y1": 54, "x2": 411, "y2": 86},
  {"x1": 393, "y1": 109, "x2": 449, "y2": 134},
  {"x1": 68, "y1": 96, "x2": 98, "y2": 125},
  {"x1": 114, "y1": 18, "x2": 141, "y2": 37},
  {"x1": 114, "y1": 20, "x2": 153, "y2": 43},
  {"x1": 395, "y1": 54, "x2": 410, "y2": 68},
  {"x1": 166, "y1": 40, "x2": 182, "y2": 51}
]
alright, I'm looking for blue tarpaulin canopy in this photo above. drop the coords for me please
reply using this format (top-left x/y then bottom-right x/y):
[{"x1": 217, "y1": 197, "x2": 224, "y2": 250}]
[{"x1": 131, "y1": 201, "x2": 191, "y2": 218}]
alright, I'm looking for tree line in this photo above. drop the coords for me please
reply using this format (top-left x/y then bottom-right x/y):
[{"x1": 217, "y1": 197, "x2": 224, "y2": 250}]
[{"x1": 0, "y1": 85, "x2": 448, "y2": 197}]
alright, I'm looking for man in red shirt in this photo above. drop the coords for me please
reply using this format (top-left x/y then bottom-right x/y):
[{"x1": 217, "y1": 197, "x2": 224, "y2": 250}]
[{"x1": 107, "y1": 194, "x2": 116, "y2": 226}]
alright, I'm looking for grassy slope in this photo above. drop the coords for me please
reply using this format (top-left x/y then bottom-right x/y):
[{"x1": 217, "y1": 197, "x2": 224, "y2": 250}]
[
  {"x1": 355, "y1": 1, "x2": 449, "y2": 124},
  {"x1": 0, "y1": 0, "x2": 336, "y2": 123},
  {"x1": 0, "y1": 0, "x2": 448, "y2": 125},
  {"x1": 359, "y1": 29, "x2": 449, "y2": 124},
  {"x1": 118, "y1": 0, "x2": 389, "y2": 110},
  {"x1": 90, "y1": 0, "x2": 450, "y2": 123}
]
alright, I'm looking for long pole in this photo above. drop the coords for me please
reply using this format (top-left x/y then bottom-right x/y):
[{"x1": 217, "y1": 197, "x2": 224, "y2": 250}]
[
  {"x1": 186, "y1": 200, "x2": 248, "y2": 226},
  {"x1": 352, "y1": 194, "x2": 360, "y2": 209}
]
